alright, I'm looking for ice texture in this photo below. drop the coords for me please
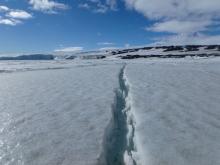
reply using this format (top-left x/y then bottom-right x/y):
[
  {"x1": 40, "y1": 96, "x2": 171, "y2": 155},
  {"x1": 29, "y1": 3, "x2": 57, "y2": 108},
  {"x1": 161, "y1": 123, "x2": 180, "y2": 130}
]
[
  {"x1": 0, "y1": 61, "x2": 121, "y2": 165},
  {"x1": 1, "y1": 57, "x2": 220, "y2": 165},
  {"x1": 125, "y1": 58, "x2": 220, "y2": 165}
]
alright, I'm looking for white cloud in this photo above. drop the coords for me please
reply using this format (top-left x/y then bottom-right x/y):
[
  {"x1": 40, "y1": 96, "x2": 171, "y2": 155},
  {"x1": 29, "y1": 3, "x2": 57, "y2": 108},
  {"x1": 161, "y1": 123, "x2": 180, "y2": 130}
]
[
  {"x1": 54, "y1": 47, "x2": 84, "y2": 52},
  {"x1": 99, "y1": 47, "x2": 118, "y2": 50},
  {"x1": 78, "y1": 3, "x2": 91, "y2": 10},
  {"x1": 29, "y1": 0, "x2": 68, "y2": 13},
  {"x1": 0, "y1": 6, "x2": 9, "y2": 12},
  {"x1": 97, "y1": 42, "x2": 115, "y2": 45},
  {"x1": 146, "y1": 20, "x2": 211, "y2": 34},
  {"x1": 124, "y1": 0, "x2": 220, "y2": 44},
  {"x1": 0, "y1": 17, "x2": 20, "y2": 26},
  {"x1": 124, "y1": 0, "x2": 220, "y2": 20},
  {"x1": 94, "y1": 3, "x2": 108, "y2": 13},
  {"x1": 7, "y1": 10, "x2": 32, "y2": 19},
  {"x1": 106, "y1": 0, "x2": 117, "y2": 10},
  {"x1": 79, "y1": 0, "x2": 117, "y2": 13},
  {"x1": 0, "y1": 6, "x2": 32, "y2": 26},
  {"x1": 151, "y1": 33, "x2": 220, "y2": 46}
]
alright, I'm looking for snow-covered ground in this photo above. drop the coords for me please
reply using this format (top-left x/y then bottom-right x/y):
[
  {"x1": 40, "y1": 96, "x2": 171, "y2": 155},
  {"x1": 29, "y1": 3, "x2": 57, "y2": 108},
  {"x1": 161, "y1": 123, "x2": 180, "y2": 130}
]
[
  {"x1": 0, "y1": 57, "x2": 220, "y2": 165},
  {"x1": 125, "y1": 58, "x2": 220, "y2": 165},
  {"x1": 0, "y1": 60, "x2": 121, "y2": 165}
]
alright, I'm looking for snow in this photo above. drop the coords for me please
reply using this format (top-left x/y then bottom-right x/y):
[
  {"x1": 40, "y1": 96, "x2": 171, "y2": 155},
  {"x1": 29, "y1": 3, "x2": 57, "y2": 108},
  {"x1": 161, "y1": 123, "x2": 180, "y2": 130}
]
[
  {"x1": 120, "y1": 47, "x2": 220, "y2": 56},
  {"x1": 0, "y1": 45, "x2": 220, "y2": 61},
  {"x1": 0, "y1": 60, "x2": 121, "y2": 165},
  {"x1": 0, "y1": 60, "x2": 118, "y2": 73},
  {"x1": 125, "y1": 58, "x2": 220, "y2": 165},
  {"x1": 108, "y1": 46, "x2": 220, "y2": 59},
  {"x1": 1, "y1": 57, "x2": 220, "y2": 165}
]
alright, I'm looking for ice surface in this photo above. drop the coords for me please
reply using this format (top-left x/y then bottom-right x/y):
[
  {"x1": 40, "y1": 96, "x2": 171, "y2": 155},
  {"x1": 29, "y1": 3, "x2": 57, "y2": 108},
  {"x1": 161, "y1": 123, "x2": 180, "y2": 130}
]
[
  {"x1": 1, "y1": 57, "x2": 220, "y2": 165},
  {"x1": 0, "y1": 61, "x2": 121, "y2": 165},
  {"x1": 125, "y1": 58, "x2": 220, "y2": 165}
]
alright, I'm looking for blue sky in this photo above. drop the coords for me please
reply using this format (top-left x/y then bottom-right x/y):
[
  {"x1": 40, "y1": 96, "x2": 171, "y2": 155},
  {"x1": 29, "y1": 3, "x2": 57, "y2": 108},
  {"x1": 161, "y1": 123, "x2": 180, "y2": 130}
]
[{"x1": 1, "y1": 0, "x2": 220, "y2": 54}]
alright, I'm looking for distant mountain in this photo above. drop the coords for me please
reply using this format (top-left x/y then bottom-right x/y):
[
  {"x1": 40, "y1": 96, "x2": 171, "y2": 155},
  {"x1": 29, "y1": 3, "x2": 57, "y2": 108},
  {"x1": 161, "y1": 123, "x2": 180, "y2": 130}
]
[
  {"x1": 0, "y1": 54, "x2": 54, "y2": 60},
  {"x1": 108, "y1": 45, "x2": 220, "y2": 59},
  {"x1": 1, "y1": 45, "x2": 220, "y2": 60}
]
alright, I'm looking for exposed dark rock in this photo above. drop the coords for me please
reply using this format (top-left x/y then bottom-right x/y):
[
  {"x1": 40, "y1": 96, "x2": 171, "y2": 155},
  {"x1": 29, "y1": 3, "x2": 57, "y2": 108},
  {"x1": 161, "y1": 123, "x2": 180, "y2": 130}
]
[
  {"x1": 120, "y1": 53, "x2": 220, "y2": 59},
  {"x1": 155, "y1": 46, "x2": 168, "y2": 49},
  {"x1": 82, "y1": 55, "x2": 106, "y2": 59},
  {"x1": 97, "y1": 55, "x2": 106, "y2": 59},
  {"x1": 205, "y1": 45, "x2": 218, "y2": 50},
  {"x1": 110, "y1": 45, "x2": 220, "y2": 56},
  {"x1": 141, "y1": 47, "x2": 153, "y2": 50},
  {"x1": 185, "y1": 45, "x2": 203, "y2": 51},
  {"x1": 121, "y1": 55, "x2": 147, "y2": 59},
  {"x1": 163, "y1": 46, "x2": 184, "y2": 52},
  {"x1": 66, "y1": 56, "x2": 76, "y2": 60}
]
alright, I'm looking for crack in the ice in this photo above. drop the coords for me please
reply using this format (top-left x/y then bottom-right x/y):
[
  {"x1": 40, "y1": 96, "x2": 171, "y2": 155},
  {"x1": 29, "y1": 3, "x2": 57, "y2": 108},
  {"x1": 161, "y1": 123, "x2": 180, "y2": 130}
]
[
  {"x1": 122, "y1": 65, "x2": 137, "y2": 165},
  {"x1": 98, "y1": 65, "x2": 137, "y2": 165}
]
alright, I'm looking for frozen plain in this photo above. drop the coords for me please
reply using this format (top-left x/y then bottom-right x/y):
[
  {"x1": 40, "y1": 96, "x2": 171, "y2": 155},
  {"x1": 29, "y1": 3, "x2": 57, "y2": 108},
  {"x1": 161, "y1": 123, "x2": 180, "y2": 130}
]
[
  {"x1": 0, "y1": 60, "x2": 121, "y2": 165},
  {"x1": 0, "y1": 57, "x2": 220, "y2": 165}
]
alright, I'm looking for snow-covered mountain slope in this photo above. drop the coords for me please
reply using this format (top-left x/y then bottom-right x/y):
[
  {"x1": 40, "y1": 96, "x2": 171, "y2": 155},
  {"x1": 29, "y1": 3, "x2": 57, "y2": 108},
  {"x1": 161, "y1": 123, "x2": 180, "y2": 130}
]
[
  {"x1": 1, "y1": 45, "x2": 220, "y2": 60},
  {"x1": 66, "y1": 45, "x2": 220, "y2": 59},
  {"x1": 111, "y1": 45, "x2": 220, "y2": 59},
  {"x1": 54, "y1": 50, "x2": 113, "y2": 60}
]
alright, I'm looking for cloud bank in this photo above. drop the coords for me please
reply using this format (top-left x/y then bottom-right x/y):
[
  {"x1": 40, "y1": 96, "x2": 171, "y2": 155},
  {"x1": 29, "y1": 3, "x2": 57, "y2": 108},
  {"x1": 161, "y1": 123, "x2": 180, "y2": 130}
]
[
  {"x1": 54, "y1": 47, "x2": 84, "y2": 52},
  {"x1": 124, "y1": 0, "x2": 220, "y2": 45}
]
